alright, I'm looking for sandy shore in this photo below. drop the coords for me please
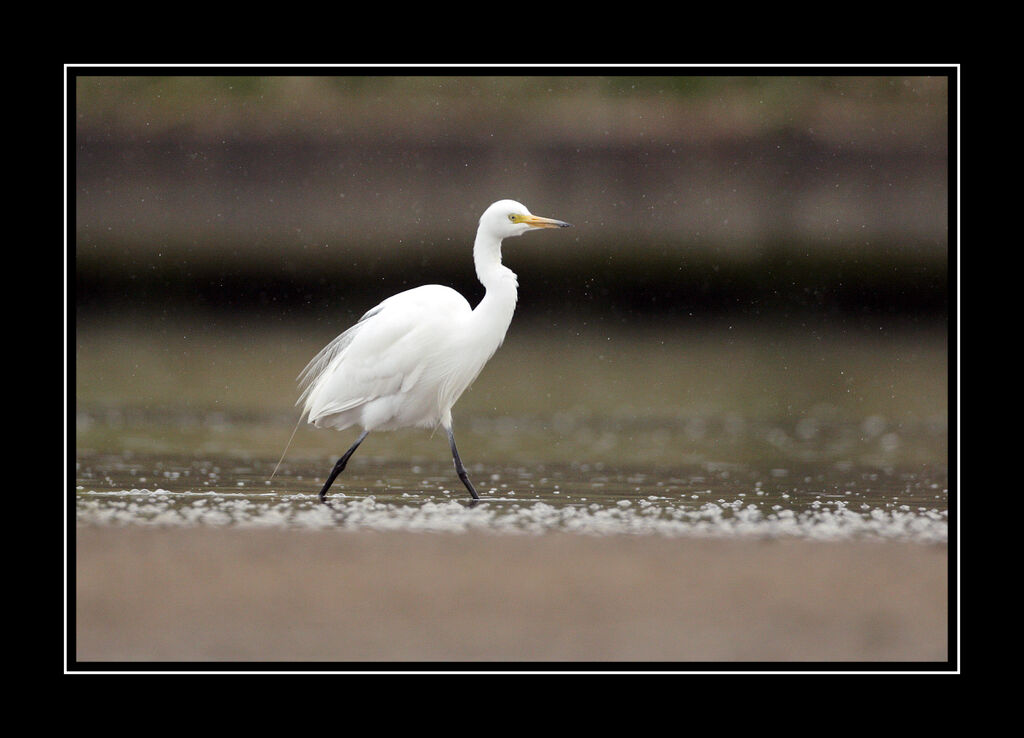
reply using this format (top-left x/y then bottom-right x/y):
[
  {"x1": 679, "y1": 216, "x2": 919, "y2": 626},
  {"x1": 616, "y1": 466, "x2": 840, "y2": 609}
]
[{"x1": 74, "y1": 526, "x2": 949, "y2": 665}]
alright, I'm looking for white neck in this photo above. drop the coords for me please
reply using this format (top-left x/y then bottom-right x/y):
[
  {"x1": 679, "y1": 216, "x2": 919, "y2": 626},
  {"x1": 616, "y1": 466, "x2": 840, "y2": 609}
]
[{"x1": 472, "y1": 230, "x2": 518, "y2": 340}]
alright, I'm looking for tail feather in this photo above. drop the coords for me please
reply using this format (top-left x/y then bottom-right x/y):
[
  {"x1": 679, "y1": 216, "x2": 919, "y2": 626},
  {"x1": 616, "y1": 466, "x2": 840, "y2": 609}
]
[{"x1": 270, "y1": 413, "x2": 304, "y2": 481}]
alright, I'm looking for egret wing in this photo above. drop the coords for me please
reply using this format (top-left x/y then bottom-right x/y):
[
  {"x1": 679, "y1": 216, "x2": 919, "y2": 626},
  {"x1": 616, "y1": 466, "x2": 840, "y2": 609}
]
[{"x1": 298, "y1": 286, "x2": 471, "y2": 426}]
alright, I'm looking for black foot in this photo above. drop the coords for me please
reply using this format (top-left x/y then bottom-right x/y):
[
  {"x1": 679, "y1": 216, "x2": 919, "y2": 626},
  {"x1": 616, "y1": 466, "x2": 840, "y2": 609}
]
[{"x1": 318, "y1": 430, "x2": 369, "y2": 502}]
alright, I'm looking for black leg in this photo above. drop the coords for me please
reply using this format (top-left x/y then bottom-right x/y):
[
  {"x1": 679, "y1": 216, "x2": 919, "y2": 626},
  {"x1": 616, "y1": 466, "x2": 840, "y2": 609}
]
[
  {"x1": 447, "y1": 426, "x2": 480, "y2": 500},
  {"x1": 319, "y1": 430, "x2": 369, "y2": 502}
]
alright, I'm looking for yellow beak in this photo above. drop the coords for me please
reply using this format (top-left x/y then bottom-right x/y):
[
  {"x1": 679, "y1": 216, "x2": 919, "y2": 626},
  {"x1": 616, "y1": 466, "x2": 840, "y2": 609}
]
[{"x1": 517, "y1": 214, "x2": 573, "y2": 229}]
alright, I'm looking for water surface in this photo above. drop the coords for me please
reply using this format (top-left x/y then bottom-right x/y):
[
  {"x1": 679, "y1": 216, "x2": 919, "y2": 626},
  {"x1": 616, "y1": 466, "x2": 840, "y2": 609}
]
[
  {"x1": 75, "y1": 449, "x2": 947, "y2": 542},
  {"x1": 75, "y1": 319, "x2": 949, "y2": 543}
]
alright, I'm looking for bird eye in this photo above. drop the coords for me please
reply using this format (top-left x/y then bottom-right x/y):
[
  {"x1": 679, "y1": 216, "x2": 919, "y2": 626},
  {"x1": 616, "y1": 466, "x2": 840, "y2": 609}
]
[{"x1": 508, "y1": 214, "x2": 516, "y2": 222}]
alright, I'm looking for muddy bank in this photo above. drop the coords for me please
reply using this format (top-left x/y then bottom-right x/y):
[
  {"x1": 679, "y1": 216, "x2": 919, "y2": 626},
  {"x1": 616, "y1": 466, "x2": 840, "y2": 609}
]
[{"x1": 74, "y1": 526, "x2": 949, "y2": 665}]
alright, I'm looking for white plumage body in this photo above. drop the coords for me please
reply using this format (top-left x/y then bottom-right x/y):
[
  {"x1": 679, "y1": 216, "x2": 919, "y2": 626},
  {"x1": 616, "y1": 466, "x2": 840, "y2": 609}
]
[{"x1": 298, "y1": 279, "x2": 514, "y2": 432}]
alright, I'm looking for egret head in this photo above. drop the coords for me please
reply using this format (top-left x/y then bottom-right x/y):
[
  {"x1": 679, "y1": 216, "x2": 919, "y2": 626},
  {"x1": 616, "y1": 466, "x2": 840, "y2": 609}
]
[{"x1": 479, "y1": 199, "x2": 572, "y2": 240}]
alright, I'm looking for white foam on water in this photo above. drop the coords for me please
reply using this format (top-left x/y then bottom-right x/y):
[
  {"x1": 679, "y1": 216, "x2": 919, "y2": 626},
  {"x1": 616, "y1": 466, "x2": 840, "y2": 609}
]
[{"x1": 75, "y1": 489, "x2": 948, "y2": 543}]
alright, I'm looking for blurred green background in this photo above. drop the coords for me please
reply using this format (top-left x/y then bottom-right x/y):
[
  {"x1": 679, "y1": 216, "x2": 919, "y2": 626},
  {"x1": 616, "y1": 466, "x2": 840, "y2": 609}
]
[{"x1": 73, "y1": 72, "x2": 950, "y2": 467}]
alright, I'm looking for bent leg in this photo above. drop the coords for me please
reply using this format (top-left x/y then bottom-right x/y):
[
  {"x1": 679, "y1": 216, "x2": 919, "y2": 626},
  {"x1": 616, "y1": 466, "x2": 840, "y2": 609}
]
[{"x1": 319, "y1": 430, "x2": 369, "y2": 501}]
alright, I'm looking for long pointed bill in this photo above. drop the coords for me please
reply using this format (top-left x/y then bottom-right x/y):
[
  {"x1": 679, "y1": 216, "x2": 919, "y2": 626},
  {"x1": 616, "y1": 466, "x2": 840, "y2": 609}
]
[{"x1": 519, "y1": 214, "x2": 573, "y2": 229}]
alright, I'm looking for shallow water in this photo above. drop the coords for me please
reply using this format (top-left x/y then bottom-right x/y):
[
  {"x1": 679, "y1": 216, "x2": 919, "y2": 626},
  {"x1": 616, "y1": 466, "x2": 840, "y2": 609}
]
[
  {"x1": 74, "y1": 319, "x2": 949, "y2": 543},
  {"x1": 75, "y1": 450, "x2": 948, "y2": 542}
]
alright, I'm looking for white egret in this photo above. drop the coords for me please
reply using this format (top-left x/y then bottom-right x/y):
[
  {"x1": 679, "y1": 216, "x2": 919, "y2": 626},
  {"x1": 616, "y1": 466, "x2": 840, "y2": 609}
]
[{"x1": 296, "y1": 199, "x2": 572, "y2": 501}]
